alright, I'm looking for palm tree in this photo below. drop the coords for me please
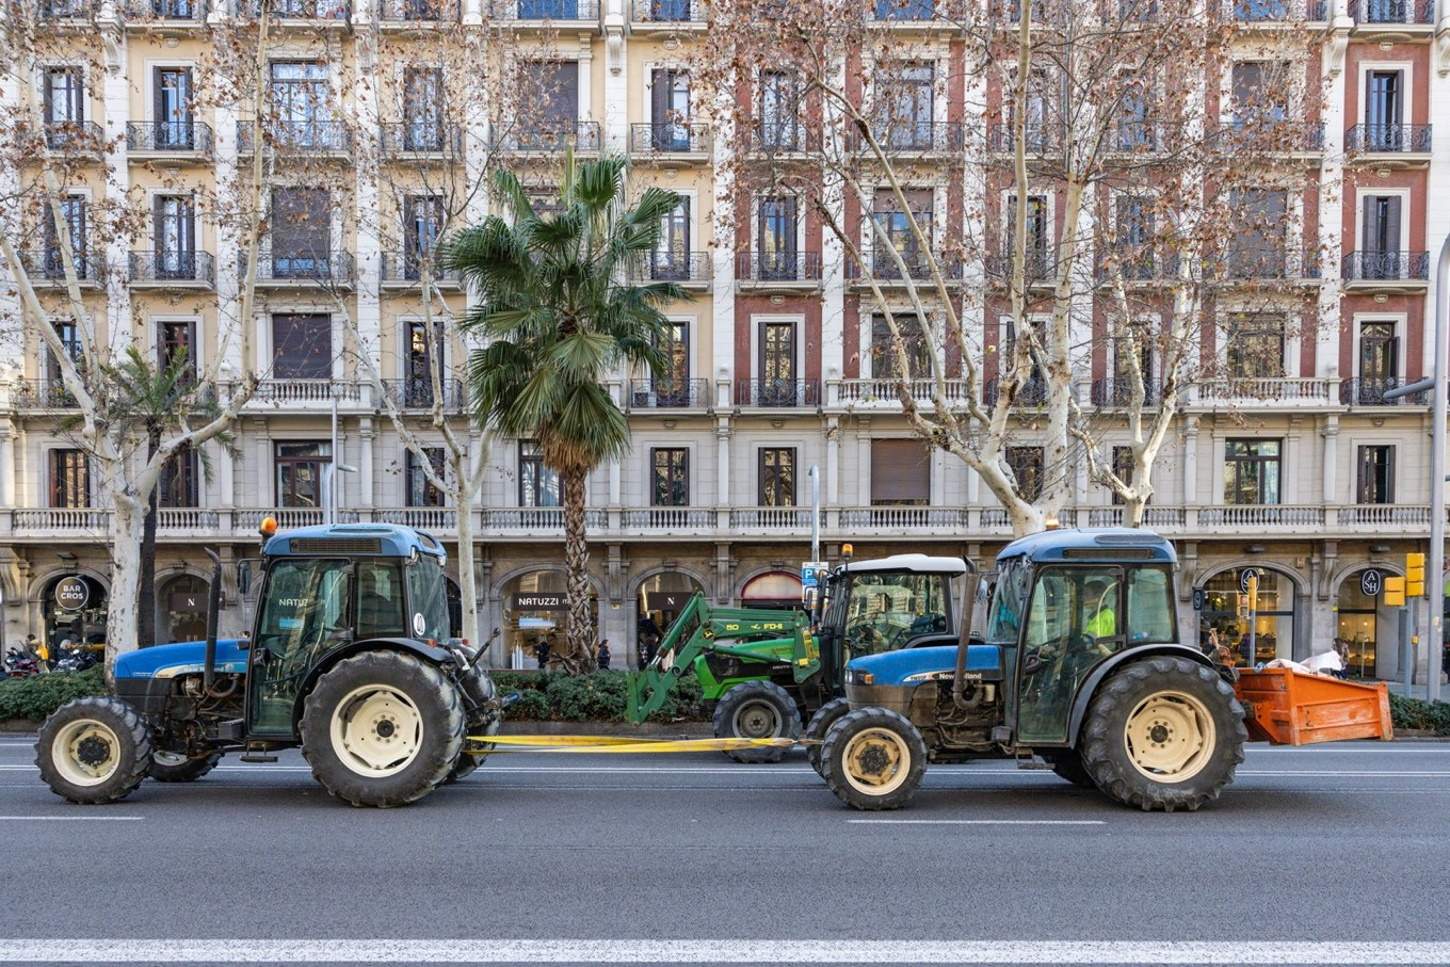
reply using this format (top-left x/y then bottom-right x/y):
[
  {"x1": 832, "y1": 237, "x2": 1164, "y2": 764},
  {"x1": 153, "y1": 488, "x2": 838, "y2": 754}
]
[{"x1": 448, "y1": 156, "x2": 683, "y2": 672}]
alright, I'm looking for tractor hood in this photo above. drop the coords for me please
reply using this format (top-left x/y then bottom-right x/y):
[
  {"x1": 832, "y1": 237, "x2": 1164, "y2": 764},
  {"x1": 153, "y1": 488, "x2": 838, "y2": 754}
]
[
  {"x1": 846, "y1": 644, "x2": 1003, "y2": 686},
  {"x1": 113, "y1": 639, "x2": 249, "y2": 680}
]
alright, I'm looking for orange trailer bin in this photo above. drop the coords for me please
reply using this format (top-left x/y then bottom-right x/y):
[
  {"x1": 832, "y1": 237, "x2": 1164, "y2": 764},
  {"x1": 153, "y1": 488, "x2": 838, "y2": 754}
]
[{"x1": 1234, "y1": 668, "x2": 1394, "y2": 745}]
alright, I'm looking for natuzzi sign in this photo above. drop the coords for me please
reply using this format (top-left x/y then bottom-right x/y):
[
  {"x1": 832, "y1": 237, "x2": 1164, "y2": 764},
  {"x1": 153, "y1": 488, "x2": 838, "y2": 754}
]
[{"x1": 511, "y1": 592, "x2": 566, "y2": 612}]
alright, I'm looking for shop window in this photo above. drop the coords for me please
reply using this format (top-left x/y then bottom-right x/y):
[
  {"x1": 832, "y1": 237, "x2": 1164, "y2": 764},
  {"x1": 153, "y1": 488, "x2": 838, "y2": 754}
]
[
  {"x1": 1199, "y1": 567, "x2": 1294, "y2": 664},
  {"x1": 1336, "y1": 574, "x2": 1382, "y2": 679}
]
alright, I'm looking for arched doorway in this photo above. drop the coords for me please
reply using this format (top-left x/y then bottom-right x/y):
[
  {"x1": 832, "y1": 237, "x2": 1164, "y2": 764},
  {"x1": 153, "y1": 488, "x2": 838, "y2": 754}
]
[
  {"x1": 1337, "y1": 569, "x2": 1390, "y2": 679},
  {"x1": 42, "y1": 574, "x2": 107, "y2": 653},
  {"x1": 740, "y1": 570, "x2": 803, "y2": 610},
  {"x1": 158, "y1": 574, "x2": 210, "y2": 644},
  {"x1": 1198, "y1": 567, "x2": 1296, "y2": 665},
  {"x1": 500, "y1": 570, "x2": 598, "y2": 670},
  {"x1": 635, "y1": 572, "x2": 704, "y2": 668}
]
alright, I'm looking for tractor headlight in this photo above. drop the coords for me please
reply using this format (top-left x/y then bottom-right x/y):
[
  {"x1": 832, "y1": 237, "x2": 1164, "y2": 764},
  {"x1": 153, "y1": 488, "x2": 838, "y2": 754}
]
[{"x1": 846, "y1": 668, "x2": 874, "y2": 686}]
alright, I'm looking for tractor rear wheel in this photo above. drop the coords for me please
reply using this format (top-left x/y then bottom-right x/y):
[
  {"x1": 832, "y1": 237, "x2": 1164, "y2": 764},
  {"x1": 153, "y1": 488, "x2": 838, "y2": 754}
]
[
  {"x1": 712, "y1": 681, "x2": 802, "y2": 764},
  {"x1": 36, "y1": 697, "x2": 153, "y2": 804},
  {"x1": 300, "y1": 650, "x2": 464, "y2": 807},
  {"x1": 149, "y1": 750, "x2": 222, "y2": 783},
  {"x1": 803, "y1": 698, "x2": 851, "y2": 776},
  {"x1": 446, "y1": 718, "x2": 499, "y2": 785},
  {"x1": 819, "y1": 707, "x2": 927, "y2": 810},
  {"x1": 1047, "y1": 750, "x2": 1096, "y2": 789},
  {"x1": 1078, "y1": 656, "x2": 1246, "y2": 812}
]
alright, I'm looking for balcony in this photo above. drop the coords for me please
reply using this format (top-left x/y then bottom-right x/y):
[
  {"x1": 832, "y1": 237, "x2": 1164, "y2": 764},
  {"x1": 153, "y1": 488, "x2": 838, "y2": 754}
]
[
  {"x1": 16, "y1": 248, "x2": 103, "y2": 287},
  {"x1": 378, "y1": 378, "x2": 468, "y2": 411},
  {"x1": 1093, "y1": 250, "x2": 1181, "y2": 285},
  {"x1": 1344, "y1": 124, "x2": 1432, "y2": 160},
  {"x1": 628, "y1": 251, "x2": 711, "y2": 289},
  {"x1": 492, "y1": 0, "x2": 599, "y2": 22},
  {"x1": 237, "y1": 120, "x2": 352, "y2": 156},
  {"x1": 248, "y1": 379, "x2": 364, "y2": 407},
  {"x1": 628, "y1": 379, "x2": 708, "y2": 409},
  {"x1": 849, "y1": 121, "x2": 965, "y2": 156},
  {"x1": 748, "y1": 124, "x2": 820, "y2": 157},
  {"x1": 1340, "y1": 377, "x2": 1428, "y2": 407},
  {"x1": 1090, "y1": 378, "x2": 1162, "y2": 408},
  {"x1": 729, "y1": 507, "x2": 815, "y2": 531},
  {"x1": 1107, "y1": 121, "x2": 1166, "y2": 156},
  {"x1": 379, "y1": 252, "x2": 463, "y2": 288},
  {"x1": 493, "y1": 121, "x2": 601, "y2": 156},
  {"x1": 630, "y1": 0, "x2": 703, "y2": 24},
  {"x1": 990, "y1": 0, "x2": 1066, "y2": 24},
  {"x1": 380, "y1": 123, "x2": 462, "y2": 159},
  {"x1": 1341, "y1": 250, "x2": 1430, "y2": 288},
  {"x1": 241, "y1": 0, "x2": 349, "y2": 19},
  {"x1": 122, "y1": 0, "x2": 208, "y2": 22},
  {"x1": 374, "y1": 508, "x2": 457, "y2": 531},
  {"x1": 126, "y1": 121, "x2": 213, "y2": 159},
  {"x1": 1211, "y1": 247, "x2": 1320, "y2": 283},
  {"x1": 628, "y1": 123, "x2": 711, "y2": 161},
  {"x1": 735, "y1": 251, "x2": 822, "y2": 287},
  {"x1": 984, "y1": 249, "x2": 1056, "y2": 287},
  {"x1": 986, "y1": 124, "x2": 1060, "y2": 155},
  {"x1": 7, "y1": 379, "x2": 78, "y2": 409},
  {"x1": 241, "y1": 249, "x2": 355, "y2": 287},
  {"x1": 6, "y1": 509, "x2": 109, "y2": 534},
  {"x1": 1223, "y1": 0, "x2": 1327, "y2": 22},
  {"x1": 43, "y1": 121, "x2": 104, "y2": 155},
  {"x1": 983, "y1": 376, "x2": 1049, "y2": 407},
  {"x1": 870, "y1": 0, "x2": 940, "y2": 20},
  {"x1": 734, "y1": 379, "x2": 820, "y2": 408},
  {"x1": 483, "y1": 508, "x2": 606, "y2": 534},
  {"x1": 128, "y1": 250, "x2": 215, "y2": 288},
  {"x1": 1193, "y1": 377, "x2": 1335, "y2": 406},
  {"x1": 235, "y1": 508, "x2": 360, "y2": 531},
  {"x1": 1199, "y1": 504, "x2": 1325, "y2": 527},
  {"x1": 829, "y1": 378, "x2": 973, "y2": 408},
  {"x1": 1214, "y1": 119, "x2": 1324, "y2": 156},
  {"x1": 849, "y1": 248, "x2": 962, "y2": 286},
  {"x1": 1351, "y1": 0, "x2": 1433, "y2": 26},
  {"x1": 377, "y1": 0, "x2": 459, "y2": 21}
]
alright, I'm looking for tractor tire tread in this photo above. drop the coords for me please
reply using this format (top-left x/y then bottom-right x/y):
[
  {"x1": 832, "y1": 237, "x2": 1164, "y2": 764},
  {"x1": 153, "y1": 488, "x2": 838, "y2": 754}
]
[
  {"x1": 803, "y1": 698, "x2": 852, "y2": 776},
  {"x1": 148, "y1": 751, "x2": 223, "y2": 783},
  {"x1": 818, "y1": 706, "x2": 927, "y2": 811},
  {"x1": 36, "y1": 696, "x2": 154, "y2": 805},
  {"x1": 712, "y1": 680, "x2": 803, "y2": 764}
]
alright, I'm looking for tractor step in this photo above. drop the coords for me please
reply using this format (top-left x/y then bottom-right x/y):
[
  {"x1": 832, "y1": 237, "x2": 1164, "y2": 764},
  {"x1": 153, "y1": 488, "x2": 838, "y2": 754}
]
[
  {"x1": 1015, "y1": 753, "x2": 1052, "y2": 771},
  {"x1": 239, "y1": 745, "x2": 279, "y2": 764}
]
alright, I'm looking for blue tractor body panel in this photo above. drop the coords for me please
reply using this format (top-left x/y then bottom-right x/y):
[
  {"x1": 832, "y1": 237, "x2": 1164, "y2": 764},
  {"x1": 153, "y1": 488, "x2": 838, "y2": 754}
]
[
  {"x1": 848, "y1": 644, "x2": 1003, "y2": 685},
  {"x1": 998, "y1": 527, "x2": 1176, "y2": 566},
  {"x1": 113, "y1": 639, "x2": 248, "y2": 680},
  {"x1": 263, "y1": 523, "x2": 447, "y2": 562}
]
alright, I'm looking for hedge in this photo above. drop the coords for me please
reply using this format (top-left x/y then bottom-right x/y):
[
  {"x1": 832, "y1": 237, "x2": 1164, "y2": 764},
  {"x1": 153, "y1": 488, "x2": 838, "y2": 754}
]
[
  {"x1": 0, "y1": 667, "x2": 106, "y2": 722},
  {"x1": 1389, "y1": 693, "x2": 1450, "y2": 736}
]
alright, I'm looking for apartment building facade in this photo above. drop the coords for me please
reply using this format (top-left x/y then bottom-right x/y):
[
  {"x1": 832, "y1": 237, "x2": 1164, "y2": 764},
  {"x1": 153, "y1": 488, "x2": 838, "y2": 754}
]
[{"x1": 1, "y1": 0, "x2": 1447, "y2": 680}]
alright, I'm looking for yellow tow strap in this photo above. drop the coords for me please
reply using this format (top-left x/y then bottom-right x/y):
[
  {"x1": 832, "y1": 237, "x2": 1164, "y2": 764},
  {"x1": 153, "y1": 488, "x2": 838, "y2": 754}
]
[{"x1": 464, "y1": 734, "x2": 804, "y2": 755}]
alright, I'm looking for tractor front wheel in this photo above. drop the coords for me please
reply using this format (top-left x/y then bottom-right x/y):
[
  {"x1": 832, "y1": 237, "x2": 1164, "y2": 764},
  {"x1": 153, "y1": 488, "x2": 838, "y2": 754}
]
[
  {"x1": 1047, "y1": 750, "x2": 1096, "y2": 789},
  {"x1": 803, "y1": 698, "x2": 851, "y2": 776},
  {"x1": 712, "y1": 681, "x2": 802, "y2": 764},
  {"x1": 149, "y1": 750, "x2": 222, "y2": 783},
  {"x1": 819, "y1": 707, "x2": 927, "y2": 810},
  {"x1": 300, "y1": 651, "x2": 464, "y2": 807},
  {"x1": 1078, "y1": 656, "x2": 1246, "y2": 812},
  {"x1": 36, "y1": 697, "x2": 154, "y2": 804}
]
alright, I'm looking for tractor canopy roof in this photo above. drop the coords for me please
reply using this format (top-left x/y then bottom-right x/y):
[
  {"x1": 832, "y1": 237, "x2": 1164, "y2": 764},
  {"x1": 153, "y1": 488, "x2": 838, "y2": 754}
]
[
  {"x1": 998, "y1": 528, "x2": 1176, "y2": 566},
  {"x1": 842, "y1": 553, "x2": 969, "y2": 575},
  {"x1": 263, "y1": 523, "x2": 448, "y2": 563}
]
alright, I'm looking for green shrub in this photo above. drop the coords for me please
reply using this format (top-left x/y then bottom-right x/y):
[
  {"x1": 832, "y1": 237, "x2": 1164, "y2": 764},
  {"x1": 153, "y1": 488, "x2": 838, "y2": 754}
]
[
  {"x1": 502, "y1": 688, "x2": 551, "y2": 720},
  {"x1": 1389, "y1": 693, "x2": 1450, "y2": 736},
  {"x1": 545, "y1": 671, "x2": 630, "y2": 721},
  {"x1": 491, "y1": 669, "x2": 707, "y2": 722},
  {"x1": 0, "y1": 667, "x2": 107, "y2": 722}
]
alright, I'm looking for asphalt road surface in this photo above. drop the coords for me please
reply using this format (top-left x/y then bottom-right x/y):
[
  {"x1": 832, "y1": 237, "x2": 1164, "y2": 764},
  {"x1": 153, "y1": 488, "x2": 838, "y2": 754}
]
[{"x1": 1, "y1": 736, "x2": 1448, "y2": 965}]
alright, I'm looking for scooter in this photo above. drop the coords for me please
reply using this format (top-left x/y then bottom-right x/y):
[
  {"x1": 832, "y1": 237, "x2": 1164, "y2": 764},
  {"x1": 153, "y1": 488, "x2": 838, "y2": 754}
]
[{"x1": 2, "y1": 647, "x2": 43, "y2": 678}]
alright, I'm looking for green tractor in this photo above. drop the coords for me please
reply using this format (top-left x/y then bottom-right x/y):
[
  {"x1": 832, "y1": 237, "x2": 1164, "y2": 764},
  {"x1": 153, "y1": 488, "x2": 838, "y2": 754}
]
[{"x1": 627, "y1": 553, "x2": 976, "y2": 762}]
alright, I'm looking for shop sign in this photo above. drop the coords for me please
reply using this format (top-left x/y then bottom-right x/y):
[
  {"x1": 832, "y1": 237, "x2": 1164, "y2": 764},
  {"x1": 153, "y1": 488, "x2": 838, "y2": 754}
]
[
  {"x1": 1360, "y1": 569, "x2": 1383, "y2": 598},
  {"x1": 1239, "y1": 568, "x2": 1262, "y2": 594},
  {"x1": 646, "y1": 591, "x2": 691, "y2": 611},
  {"x1": 54, "y1": 576, "x2": 90, "y2": 612},
  {"x1": 1192, "y1": 588, "x2": 1205, "y2": 611},
  {"x1": 512, "y1": 592, "x2": 566, "y2": 612},
  {"x1": 170, "y1": 591, "x2": 205, "y2": 612}
]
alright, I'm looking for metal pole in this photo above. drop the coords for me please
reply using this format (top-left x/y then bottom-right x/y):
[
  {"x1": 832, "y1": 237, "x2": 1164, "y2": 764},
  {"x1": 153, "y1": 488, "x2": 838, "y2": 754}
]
[
  {"x1": 1429, "y1": 233, "x2": 1450, "y2": 703},
  {"x1": 1401, "y1": 607, "x2": 1412, "y2": 694},
  {"x1": 809, "y1": 464, "x2": 821, "y2": 565},
  {"x1": 328, "y1": 393, "x2": 339, "y2": 526}
]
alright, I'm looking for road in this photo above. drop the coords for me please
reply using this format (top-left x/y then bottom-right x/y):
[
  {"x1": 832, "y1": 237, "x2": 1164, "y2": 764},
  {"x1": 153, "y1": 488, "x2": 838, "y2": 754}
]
[{"x1": 0, "y1": 737, "x2": 1448, "y2": 965}]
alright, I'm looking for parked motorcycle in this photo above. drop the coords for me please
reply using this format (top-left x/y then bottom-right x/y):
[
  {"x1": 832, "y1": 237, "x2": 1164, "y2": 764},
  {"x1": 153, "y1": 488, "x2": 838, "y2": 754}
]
[
  {"x1": 2, "y1": 646, "x2": 43, "y2": 678},
  {"x1": 52, "y1": 639, "x2": 101, "y2": 674}
]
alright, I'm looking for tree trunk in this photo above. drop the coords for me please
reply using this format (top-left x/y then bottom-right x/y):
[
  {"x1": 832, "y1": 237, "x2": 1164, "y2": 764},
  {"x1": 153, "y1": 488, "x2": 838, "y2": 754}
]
[
  {"x1": 561, "y1": 467, "x2": 595, "y2": 674},
  {"x1": 105, "y1": 497, "x2": 146, "y2": 684},
  {"x1": 1124, "y1": 494, "x2": 1147, "y2": 528},
  {"x1": 454, "y1": 475, "x2": 481, "y2": 651},
  {"x1": 1008, "y1": 502, "x2": 1045, "y2": 539},
  {"x1": 138, "y1": 428, "x2": 160, "y2": 648}
]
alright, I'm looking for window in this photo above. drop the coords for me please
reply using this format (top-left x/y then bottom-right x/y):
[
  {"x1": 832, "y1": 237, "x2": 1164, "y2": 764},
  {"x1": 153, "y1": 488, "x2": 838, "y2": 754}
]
[
  {"x1": 757, "y1": 195, "x2": 798, "y2": 279},
  {"x1": 840, "y1": 570, "x2": 952, "y2": 658},
  {"x1": 1358, "y1": 321, "x2": 1398, "y2": 401},
  {"x1": 159, "y1": 444, "x2": 198, "y2": 508},
  {"x1": 1115, "y1": 195, "x2": 1155, "y2": 279},
  {"x1": 650, "y1": 68, "x2": 691, "y2": 150},
  {"x1": 1006, "y1": 446, "x2": 1044, "y2": 502},
  {"x1": 402, "y1": 66, "x2": 444, "y2": 151},
  {"x1": 1228, "y1": 189, "x2": 1287, "y2": 277},
  {"x1": 652, "y1": 198, "x2": 690, "y2": 281},
  {"x1": 653, "y1": 321, "x2": 689, "y2": 403},
  {"x1": 1224, "y1": 438, "x2": 1281, "y2": 505},
  {"x1": 651, "y1": 447, "x2": 689, "y2": 506},
  {"x1": 404, "y1": 319, "x2": 443, "y2": 406},
  {"x1": 1010, "y1": 69, "x2": 1053, "y2": 150},
  {"x1": 1112, "y1": 327, "x2": 1155, "y2": 402},
  {"x1": 871, "y1": 314, "x2": 930, "y2": 380},
  {"x1": 1110, "y1": 446, "x2": 1134, "y2": 505},
  {"x1": 43, "y1": 195, "x2": 88, "y2": 277},
  {"x1": 1005, "y1": 194, "x2": 1049, "y2": 275},
  {"x1": 872, "y1": 189, "x2": 933, "y2": 278},
  {"x1": 158, "y1": 319, "x2": 196, "y2": 385},
  {"x1": 1365, "y1": 70, "x2": 1403, "y2": 149},
  {"x1": 406, "y1": 447, "x2": 446, "y2": 507},
  {"x1": 870, "y1": 439, "x2": 929, "y2": 506},
  {"x1": 404, "y1": 195, "x2": 445, "y2": 276},
  {"x1": 1002, "y1": 317, "x2": 1046, "y2": 398},
  {"x1": 49, "y1": 449, "x2": 89, "y2": 508},
  {"x1": 875, "y1": 0, "x2": 933, "y2": 18},
  {"x1": 42, "y1": 67, "x2": 84, "y2": 148},
  {"x1": 759, "y1": 320, "x2": 797, "y2": 403},
  {"x1": 759, "y1": 447, "x2": 796, "y2": 506},
  {"x1": 1224, "y1": 313, "x2": 1285, "y2": 379},
  {"x1": 527, "y1": 61, "x2": 579, "y2": 144},
  {"x1": 46, "y1": 319, "x2": 81, "y2": 396},
  {"x1": 878, "y1": 63, "x2": 934, "y2": 149},
  {"x1": 275, "y1": 441, "x2": 331, "y2": 507},
  {"x1": 1018, "y1": 565, "x2": 1126, "y2": 743},
  {"x1": 269, "y1": 62, "x2": 329, "y2": 142},
  {"x1": 271, "y1": 313, "x2": 331, "y2": 379},
  {"x1": 270, "y1": 187, "x2": 331, "y2": 278},
  {"x1": 758, "y1": 70, "x2": 800, "y2": 150},
  {"x1": 356, "y1": 561, "x2": 406, "y2": 639},
  {"x1": 153, "y1": 195, "x2": 196, "y2": 279},
  {"x1": 153, "y1": 67, "x2": 194, "y2": 148},
  {"x1": 1357, "y1": 445, "x2": 1394, "y2": 505},
  {"x1": 1231, "y1": 61, "x2": 1289, "y2": 124},
  {"x1": 250, "y1": 557, "x2": 352, "y2": 732},
  {"x1": 1126, "y1": 568, "x2": 1175, "y2": 644},
  {"x1": 1117, "y1": 76, "x2": 1153, "y2": 150},
  {"x1": 519, "y1": 441, "x2": 560, "y2": 507},
  {"x1": 520, "y1": 0, "x2": 581, "y2": 15},
  {"x1": 406, "y1": 557, "x2": 451, "y2": 640},
  {"x1": 1361, "y1": 195, "x2": 1403, "y2": 278}
]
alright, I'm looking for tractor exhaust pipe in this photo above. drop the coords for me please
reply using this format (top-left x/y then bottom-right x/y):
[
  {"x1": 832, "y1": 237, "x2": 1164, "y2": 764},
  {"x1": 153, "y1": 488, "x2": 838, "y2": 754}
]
[
  {"x1": 202, "y1": 548, "x2": 223, "y2": 694},
  {"x1": 952, "y1": 562, "x2": 981, "y2": 711}
]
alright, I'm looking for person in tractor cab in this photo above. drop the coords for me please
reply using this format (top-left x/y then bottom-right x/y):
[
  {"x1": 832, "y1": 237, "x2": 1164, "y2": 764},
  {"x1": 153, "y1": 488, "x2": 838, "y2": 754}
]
[{"x1": 1083, "y1": 576, "x2": 1118, "y2": 642}]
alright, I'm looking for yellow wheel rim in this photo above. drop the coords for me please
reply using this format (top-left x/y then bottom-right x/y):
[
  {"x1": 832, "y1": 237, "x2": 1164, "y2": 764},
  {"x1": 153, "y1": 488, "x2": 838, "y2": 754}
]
[
  {"x1": 329, "y1": 684, "x2": 423, "y2": 778},
  {"x1": 51, "y1": 719, "x2": 122, "y2": 787},
  {"x1": 842, "y1": 727, "x2": 911, "y2": 796},
  {"x1": 1123, "y1": 690, "x2": 1216, "y2": 784}
]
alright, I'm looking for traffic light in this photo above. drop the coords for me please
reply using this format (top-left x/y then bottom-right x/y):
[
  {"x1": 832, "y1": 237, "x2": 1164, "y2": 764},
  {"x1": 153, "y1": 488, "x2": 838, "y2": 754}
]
[
  {"x1": 1407, "y1": 552, "x2": 1426, "y2": 598},
  {"x1": 1385, "y1": 576, "x2": 1407, "y2": 608}
]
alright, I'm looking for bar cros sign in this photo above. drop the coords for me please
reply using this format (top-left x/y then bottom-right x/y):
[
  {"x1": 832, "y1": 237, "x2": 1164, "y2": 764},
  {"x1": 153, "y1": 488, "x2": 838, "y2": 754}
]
[
  {"x1": 512, "y1": 592, "x2": 566, "y2": 612},
  {"x1": 54, "y1": 576, "x2": 90, "y2": 612}
]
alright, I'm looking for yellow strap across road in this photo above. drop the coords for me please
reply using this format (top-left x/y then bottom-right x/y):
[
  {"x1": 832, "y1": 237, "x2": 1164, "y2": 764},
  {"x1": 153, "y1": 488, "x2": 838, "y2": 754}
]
[{"x1": 465, "y1": 734, "x2": 805, "y2": 755}]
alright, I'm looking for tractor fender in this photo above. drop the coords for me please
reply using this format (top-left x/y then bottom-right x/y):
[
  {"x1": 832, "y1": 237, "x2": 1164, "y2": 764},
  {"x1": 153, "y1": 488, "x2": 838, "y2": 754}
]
[
  {"x1": 290, "y1": 637, "x2": 456, "y2": 727},
  {"x1": 1066, "y1": 643, "x2": 1214, "y2": 747}
]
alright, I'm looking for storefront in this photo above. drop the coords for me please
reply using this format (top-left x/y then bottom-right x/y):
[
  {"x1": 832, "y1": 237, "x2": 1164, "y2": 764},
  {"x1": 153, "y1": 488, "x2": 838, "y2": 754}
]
[
  {"x1": 1198, "y1": 567, "x2": 1296, "y2": 665},
  {"x1": 499, "y1": 570, "x2": 597, "y2": 669},
  {"x1": 42, "y1": 574, "x2": 107, "y2": 652},
  {"x1": 740, "y1": 571, "x2": 804, "y2": 610},
  {"x1": 158, "y1": 574, "x2": 210, "y2": 644},
  {"x1": 635, "y1": 572, "x2": 704, "y2": 664},
  {"x1": 1336, "y1": 569, "x2": 1387, "y2": 679}
]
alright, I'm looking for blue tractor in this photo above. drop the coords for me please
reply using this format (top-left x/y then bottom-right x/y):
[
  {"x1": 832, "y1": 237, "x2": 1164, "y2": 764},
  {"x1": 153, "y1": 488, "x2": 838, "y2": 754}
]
[
  {"x1": 817, "y1": 529, "x2": 1250, "y2": 812},
  {"x1": 36, "y1": 521, "x2": 504, "y2": 808}
]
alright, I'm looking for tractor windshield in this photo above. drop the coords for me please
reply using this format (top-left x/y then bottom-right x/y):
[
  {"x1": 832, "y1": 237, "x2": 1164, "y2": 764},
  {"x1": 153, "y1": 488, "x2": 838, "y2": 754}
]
[
  {"x1": 405, "y1": 558, "x2": 451, "y2": 641},
  {"x1": 986, "y1": 558, "x2": 1030, "y2": 644},
  {"x1": 841, "y1": 571, "x2": 952, "y2": 657}
]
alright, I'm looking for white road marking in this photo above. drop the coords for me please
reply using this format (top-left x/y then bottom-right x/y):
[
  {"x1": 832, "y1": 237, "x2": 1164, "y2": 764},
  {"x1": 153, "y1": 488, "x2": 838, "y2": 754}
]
[
  {"x1": 0, "y1": 815, "x2": 142, "y2": 821},
  {"x1": 848, "y1": 819, "x2": 1106, "y2": 826},
  {"x1": 1, "y1": 939, "x2": 1449, "y2": 963}
]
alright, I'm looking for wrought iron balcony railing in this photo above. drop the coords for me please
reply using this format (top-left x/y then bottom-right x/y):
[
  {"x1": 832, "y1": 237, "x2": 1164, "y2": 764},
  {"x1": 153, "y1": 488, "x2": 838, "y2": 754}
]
[
  {"x1": 850, "y1": 248, "x2": 963, "y2": 283},
  {"x1": 377, "y1": 0, "x2": 459, "y2": 18},
  {"x1": 849, "y1": 120, "x2": 965, "y2": 154},
  {"x1": 1090, "y1": 377, "x2": 1162, "y2": 407},
  {"x1": 630, "y1": 0, "x2": 701, "y2": 20},
  {"x1": 983, "y1": 376, "x2": 1049, "y2": 407},
  {"x1": 242, "y1": 0, "x2": 349, "y2": 18},
  {"x1": 493, "y1": 121, "x2": 601, "y2": 153},
  {"x1": 734, "y1": 379, "x2": 820, "y2": 408},
  {"x1": 1213, "y1": 246, "x2": 1321, "y2": 281},
  {"x1": 379, "y1": 378, "x2": 468, "y2": 410},
  {"x1": 629, "y1": 251, "x2": 712, "y2": 284},
  {"x1": 872, "y1": 0, "x2": 937, "y2": 18},
  {"x1": 629, "y1": 378, "x2": 708, "y2": 408},
  {"x1": 984, "y1": 249, "x2": 1057, "y2": 284},
  {"x1": 749, "y1": 124, "x2": 820, "y2": 154},
  {"x1": 129, "y1": 250, "x2": 215, "y2": 286},
  {"x1": 986, "y1": 123, "x2": 1060, "y2": 154},
  {"x1": 735, "y1": 251, "x2": 823, "y2": 283},
  {"x1": 494, "y1": 0, "x2": 599, "y2": 19},
  {"x1": 380, "y1": 122, "x2": 463, "y2": 156},
  {"x1": 123, "y1": 0, "x2": 207, "y2": 19},
  {"x1": 43, "y1": 121, "x2": 104, "y2": 152},
  {"x1": 1342, "y1": 250, "x2": 1430, "y2": 283},
  {"x1": 237, "y1": 120, "x2": 352, "y2": 153},
  {"x1": 18, "y1": 248, "x2": 103, "y2": 284},
  {"x1": 379, "y1": 252, "x2": 463, "y2": 285},
  {"x1": 629, "y1": 123, "x2": 711, "y2": 155},
  {"x1": 241, "y1": 248, "x2": 355, "y2": 285},
  {"x1": 1352, "y1": 0, "x2": 1431, "y2": 22},
  {"x1": 39, "y1": 0, "x2": 92, "y2": 16},
  {"x1": 1226, "y1": 0, "x2": 1326, "y2": 20},
  {"x1": 1217, "y1": 119, "x2": 1324, "y2": 153},
  {"x1": 10, "y1": 379, "x2": 79, "y2": 408},
  {"x1": 1094, "y1": 249, "x2": 1181, "y2": 283},
  {"x1": 126, "y1": 120, "x2": 213, "y2": 154},
  {"x1": 1340, "y1": 377, "x2": 1429, "y2": 406},
  {"x1": 1345, "y1": 123, "x2": 1432, "y2": 154}
]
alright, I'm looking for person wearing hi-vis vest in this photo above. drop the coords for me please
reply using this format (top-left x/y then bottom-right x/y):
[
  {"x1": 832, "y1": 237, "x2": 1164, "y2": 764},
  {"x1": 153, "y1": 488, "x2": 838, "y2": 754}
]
[{"x1": 1083, "y1": 577, "x2": 1118, "y2": 641}]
